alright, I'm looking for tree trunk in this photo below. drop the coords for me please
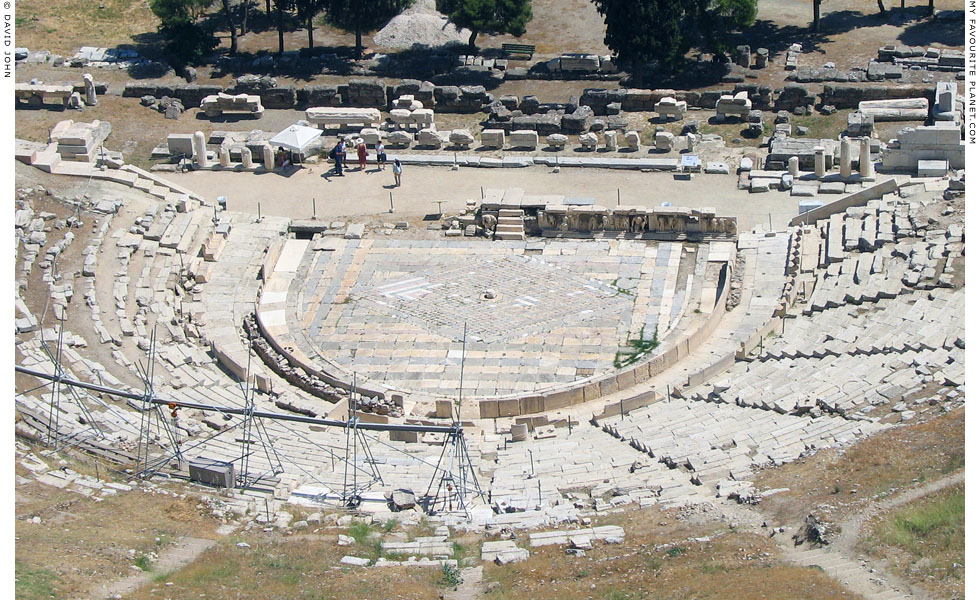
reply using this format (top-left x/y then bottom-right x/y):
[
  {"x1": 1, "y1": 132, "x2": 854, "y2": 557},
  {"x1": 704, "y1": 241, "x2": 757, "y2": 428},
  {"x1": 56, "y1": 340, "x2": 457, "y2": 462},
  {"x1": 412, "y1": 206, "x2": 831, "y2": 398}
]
[
  {"x1": 222, "y1": 0, "x2": 238, "y2": 55},
  {"x1": 812, "y1": 0, "x2": 821, "y2": 32},
  {"x1": 355, "y1": 29, "x2": 362, "y2": 59},
  {"x1": 277, "y1": 2, "x2": 284, "y2": 55},
  {"x1": 928, "y1": 0, "x2": 934, "y2": 14},
  {"x1": 877, "y1": 0, "x2": 885, "y2": 14},
  {"x1": 632, "y1": 58, "x2": 643, "y2": 88},
  {"x1": 307, "y1": 16, "x2": 314, "y2": 49},
  {"x1": 241, "y1": 0, "x2": 249, "y2": 35},
  {"x1": 467, "y1": 30, "x2": 478, "y2": 52},
  {"x1": 266, "y1": 0, "x2": 271, "y2": 15}
]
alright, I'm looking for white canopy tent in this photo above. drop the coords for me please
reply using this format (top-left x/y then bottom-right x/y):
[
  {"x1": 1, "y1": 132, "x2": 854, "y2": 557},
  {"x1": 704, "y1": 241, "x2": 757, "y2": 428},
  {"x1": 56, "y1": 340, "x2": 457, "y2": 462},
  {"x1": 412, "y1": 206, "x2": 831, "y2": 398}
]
[{"x1": 269, "y1": 123, "x2": 323, "y2": 153}]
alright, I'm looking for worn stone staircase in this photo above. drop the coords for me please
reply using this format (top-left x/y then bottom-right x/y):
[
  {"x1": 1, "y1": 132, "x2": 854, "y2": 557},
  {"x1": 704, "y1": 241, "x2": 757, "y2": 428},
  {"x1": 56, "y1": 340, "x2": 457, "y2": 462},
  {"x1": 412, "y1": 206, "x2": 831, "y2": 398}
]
[
  {"x1": 495, "y1": 208, "x2": 526, "y2": 241},
  {"x1": 17, "y1": 138, "x2": 204, "y2": 204}
]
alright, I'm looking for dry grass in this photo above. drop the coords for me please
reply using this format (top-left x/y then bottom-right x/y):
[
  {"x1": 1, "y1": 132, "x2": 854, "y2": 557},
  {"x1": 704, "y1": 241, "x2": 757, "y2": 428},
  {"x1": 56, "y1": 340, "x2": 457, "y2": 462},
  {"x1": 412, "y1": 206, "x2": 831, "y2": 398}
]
[
  {"x1": 15, "y1": 0, "x2": 160, "y2": 56},
  {"x1": 126, "y1": 530, "x2": 446, "y2": 600},
  {"x1": 754, "y1": 407, "x2": 965, "y2": 526},
  {"x1": 14, "y1": 444, "x2": 223, "y2": 599},
  {"x1": 484, "y1": 508, "x2": 862, "y2": 600},
  {"x1": 860, "y1": 483, "x2": 965, "y2": 599}
]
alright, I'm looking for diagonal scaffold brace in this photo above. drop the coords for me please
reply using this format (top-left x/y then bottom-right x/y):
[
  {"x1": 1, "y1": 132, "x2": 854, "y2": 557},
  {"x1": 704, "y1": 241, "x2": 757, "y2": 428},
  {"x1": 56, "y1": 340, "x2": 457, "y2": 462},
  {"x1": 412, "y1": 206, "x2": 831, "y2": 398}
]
[{"x1": 422, "y1": 323, "x2": 485, "y2": 516}]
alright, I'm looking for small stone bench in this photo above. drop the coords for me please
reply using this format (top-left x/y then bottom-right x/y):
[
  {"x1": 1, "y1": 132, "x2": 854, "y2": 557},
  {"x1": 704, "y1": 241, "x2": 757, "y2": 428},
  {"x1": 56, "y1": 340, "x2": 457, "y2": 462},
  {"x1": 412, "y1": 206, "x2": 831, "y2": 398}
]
[
  {"x1": 306, "y1": 107, "x2": 382, "y2": 129},
  {"x1": 15, "y1": 84, "x2": 74, "y2": 107},
  {"x1": 201, "y1": 93, "x2": 264, "y2": 119}
]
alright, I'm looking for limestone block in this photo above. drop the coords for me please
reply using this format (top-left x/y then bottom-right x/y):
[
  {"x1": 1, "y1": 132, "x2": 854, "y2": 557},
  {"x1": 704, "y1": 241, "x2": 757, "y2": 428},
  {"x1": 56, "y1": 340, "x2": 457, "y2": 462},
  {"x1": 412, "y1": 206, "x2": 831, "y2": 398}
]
[
  {"x1": 418, "y1": 128, "x2": 443, "y2": 148},
  {"x1": 654, "y1": 97, "x2": 687, "y2": 121},
  {"x1": 858, "y1": 98, "x2": 929, "y2": 122},
  {"x1": 305, "y1": 107, "x2": 381, "y2": 128},
  {"x1": 546, "y1": 133, "x2": 568, "y2": 149},
  {"x1": 390, "y1": 108, "x2": 412, "y2": 124},
  {"x1": 410, "y1": 108, "x2": 435, "y2": 128},
  {"x1": 391, "y1": 94, "x2": 423, "y2": 111},
  {"x1": 449, "y1": 129, "x2": 475, "y2": 148},
  {"x1": 262, "y1": 144, "x2": 274, "y2": 170},
  {"x1": 481, "y1": 129, "x2": 505, "y2": 148},
  {"x1": 578, "y1": 132, "x2": 598, "y2": 150},
  {"x1": 603, "y1": 130, "x2": 618, "y2": 150},
  {"x1": 623, "y1": 130, "x2": 640, "y2": 150},
  {"x1": 387, "y1": 130, "x2": 414, "y2": 148},
  {"x1": 655, "y1": 131, "x2": 674, "y2": 151},
  {"x1": 240, "y1": 146, "x2": 254, "y2": 168},
  {"x1": 193, "y1": 131, "x2": 209, "y2": 168},
  {"x1": 510, "y1": 129, "x2": 538, "y2": 149},
  {"x1": 358, "y1": 128, "x2": 382, "y2": 145}
]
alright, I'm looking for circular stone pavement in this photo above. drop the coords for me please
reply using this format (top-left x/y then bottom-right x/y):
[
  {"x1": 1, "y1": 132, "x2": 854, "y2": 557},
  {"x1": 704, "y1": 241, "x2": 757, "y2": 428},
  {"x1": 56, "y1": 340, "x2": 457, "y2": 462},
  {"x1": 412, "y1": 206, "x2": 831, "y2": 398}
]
[{"x1": 282, "y1": 236, "x2": 702, "y2": 399}]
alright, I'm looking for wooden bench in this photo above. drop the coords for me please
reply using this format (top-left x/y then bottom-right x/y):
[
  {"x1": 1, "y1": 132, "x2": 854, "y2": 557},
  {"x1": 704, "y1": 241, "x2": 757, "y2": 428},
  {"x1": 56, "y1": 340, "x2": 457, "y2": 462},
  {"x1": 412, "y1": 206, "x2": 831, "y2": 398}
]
[{"x1": 501, "y1": 43, "x2": 535, "y2": 60}]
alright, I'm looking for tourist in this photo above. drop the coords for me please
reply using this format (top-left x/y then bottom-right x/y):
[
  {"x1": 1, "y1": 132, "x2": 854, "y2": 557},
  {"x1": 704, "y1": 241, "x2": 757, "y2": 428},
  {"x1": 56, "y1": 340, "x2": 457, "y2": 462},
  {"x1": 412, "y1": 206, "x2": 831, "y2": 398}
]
[
  {"x1": 392, "y1": 158, "x2": 402, "y2": 187},
  {"x1": 376, "y1": 141, "x2": 387, "y2": 170},
  {"x1": 356, "y1": 138, "x2": 368, "y2": 171},
  {"x1": 331, "y1": 140, "x2": 345, "y2": 176}
]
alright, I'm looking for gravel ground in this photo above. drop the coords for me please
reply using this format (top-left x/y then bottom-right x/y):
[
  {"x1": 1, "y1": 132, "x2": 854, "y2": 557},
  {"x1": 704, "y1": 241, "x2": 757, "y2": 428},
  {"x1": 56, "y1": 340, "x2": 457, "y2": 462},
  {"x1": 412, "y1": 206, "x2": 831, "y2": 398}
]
[{"x1": 373, "y1": 0, "x2": 471, "y2": 49}]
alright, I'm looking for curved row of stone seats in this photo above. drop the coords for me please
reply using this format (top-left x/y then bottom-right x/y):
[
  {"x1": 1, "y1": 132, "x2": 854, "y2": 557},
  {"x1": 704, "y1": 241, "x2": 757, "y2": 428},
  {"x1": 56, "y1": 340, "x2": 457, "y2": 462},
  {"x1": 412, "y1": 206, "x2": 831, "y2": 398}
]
[
  {"x1": 192, "y1": 214, "x2": 291, "y2": 388},
  {"x1": 763, "y1": 287, "x2": 963, "y2": 362},
  {"x1": 690, "y1": 338, "x2": 961, "y2": 418},
  {"x1": 813, "y1": 194, "x2": 961, "y2": 289},
  {"x1": 489, "y1": 425, "x2": 710, "y2": 513},
  {"x1": 726, "y1": 230, "x2": 794, "y2": 349},
  {"x1": 597, "y1": 398, "x2": 884, "y2": 488},
  {"x1": 17, "y1": 339, "x2": 143, "y2": 444}
]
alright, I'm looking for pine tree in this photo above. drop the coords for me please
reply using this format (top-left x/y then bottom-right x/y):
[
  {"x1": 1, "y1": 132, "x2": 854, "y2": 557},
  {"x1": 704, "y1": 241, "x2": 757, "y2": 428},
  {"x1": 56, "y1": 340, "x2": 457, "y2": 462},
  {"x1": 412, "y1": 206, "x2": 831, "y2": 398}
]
[
  {"x1": 437, "y1": 0, "x2": 533, "y2": 51},
  {"x1": 324, "y1": 0, "x2": 412, "y2": 58}
]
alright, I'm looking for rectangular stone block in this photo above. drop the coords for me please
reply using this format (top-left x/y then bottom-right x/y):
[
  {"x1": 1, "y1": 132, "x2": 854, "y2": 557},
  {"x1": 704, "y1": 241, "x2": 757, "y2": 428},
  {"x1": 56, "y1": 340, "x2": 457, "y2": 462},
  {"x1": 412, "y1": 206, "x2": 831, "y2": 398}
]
[
  {"x1": 615, "y1": 369, "x2": 636, "y2": 390},
  {"x1": 519, "y1": 395, "x2": 544, "y2": 414},
  {"x1": 583, "y1": 381, "x2": 602, "y2": 402},
  {"x1": 497, "y1": 398, "x2": 520, "y2": 417},
  {"x1": 598, "y1": 376, "x2": 618, "y2": 397},
  {"x1": 479, "y1": 400, "x2": 499, "y2": 419}
]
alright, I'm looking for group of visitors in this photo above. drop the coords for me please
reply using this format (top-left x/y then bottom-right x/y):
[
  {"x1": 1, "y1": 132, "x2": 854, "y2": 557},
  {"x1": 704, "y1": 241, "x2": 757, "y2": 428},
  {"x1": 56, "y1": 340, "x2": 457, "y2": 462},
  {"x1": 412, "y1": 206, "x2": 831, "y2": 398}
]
[{"x1": 330, "y1": 137, "x2": 402, "y2": 186}]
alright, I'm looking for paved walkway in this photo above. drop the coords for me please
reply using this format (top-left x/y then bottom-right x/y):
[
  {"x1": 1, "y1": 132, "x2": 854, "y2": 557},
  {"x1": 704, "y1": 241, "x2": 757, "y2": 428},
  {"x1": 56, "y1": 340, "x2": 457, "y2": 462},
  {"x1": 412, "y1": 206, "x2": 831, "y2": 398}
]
[{"x1": 173, "y1": 163, "x2": 799, "y2": 233}]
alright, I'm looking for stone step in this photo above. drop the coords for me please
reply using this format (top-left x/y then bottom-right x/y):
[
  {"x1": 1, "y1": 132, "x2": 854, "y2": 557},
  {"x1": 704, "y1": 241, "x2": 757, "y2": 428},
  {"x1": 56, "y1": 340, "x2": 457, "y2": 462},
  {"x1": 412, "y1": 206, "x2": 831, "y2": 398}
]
[
  {"x1": 133, "y1": 177, "x2": 155, "y2": 192},
  {"x1": 495, "y1": 231, "x2": 525, "y2": 241},
  {"x1": 32, "y1": 150, "x2": 61, "y2": 173},
  {"x1": 497, "y1": 216, "x2": 524, "y2": 226},
  {"x1": 148, "y1": 184, "x2": 171, "y2": 199},
  {"x1": 495, "y1": 224, "x2": 524, "y2": 234},
  {"x1": 498, "y1": 209, "x2": 524, "y2": 218}
]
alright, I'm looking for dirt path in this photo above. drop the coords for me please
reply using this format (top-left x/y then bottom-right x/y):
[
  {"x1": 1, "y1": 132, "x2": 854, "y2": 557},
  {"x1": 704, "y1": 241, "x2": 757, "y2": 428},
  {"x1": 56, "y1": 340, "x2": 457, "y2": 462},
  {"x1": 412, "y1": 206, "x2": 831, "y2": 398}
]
[
  {"x1": 767, "y1": 470, "x2": 965, "y2": 600},
  {"x1": 444, "y1": 565, "x2": 484, "y2": 600},
  {"x1": 89, "y1": 536, "x2": 216, "y2": 600}
]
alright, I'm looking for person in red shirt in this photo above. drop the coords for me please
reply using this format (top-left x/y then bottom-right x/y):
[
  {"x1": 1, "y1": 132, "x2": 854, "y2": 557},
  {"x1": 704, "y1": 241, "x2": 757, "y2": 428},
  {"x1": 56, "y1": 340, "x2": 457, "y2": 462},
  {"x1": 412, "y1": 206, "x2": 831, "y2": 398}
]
[{"x1": 356, "y1": 138, "x2": 368, "y2": 171}]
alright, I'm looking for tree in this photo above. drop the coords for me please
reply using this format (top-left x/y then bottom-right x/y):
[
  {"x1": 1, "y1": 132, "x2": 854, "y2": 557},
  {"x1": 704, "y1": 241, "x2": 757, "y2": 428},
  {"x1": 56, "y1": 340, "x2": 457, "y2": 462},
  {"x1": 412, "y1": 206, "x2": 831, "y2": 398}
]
[
  {"x1": 591, "y1": 0, "x2": 686, "y2": 86},
  {"x1": 150, "y1": 0, "x2": 218, "y2": 66},
  {"x1": 323, "y1": 0, "x2": 411, "y2": 57},
  {"x1": 811, "y1": 0, "x2": 821, "y2": 32},
  {"x1": 220, "y1": 0, "x2": 239, "y2": 54},
  {"x1": 687, "y1": 0, "x2": 757, "y2": 56},
  {"x1": 273, "y1": 0, "x2": 294, "y2": 55},
  {"x1": 437, "y1": 0, "x2": 533, "y2": 51},
  {"x1": 295, "y1": 0, "x2": 325, "y2": 49}
]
